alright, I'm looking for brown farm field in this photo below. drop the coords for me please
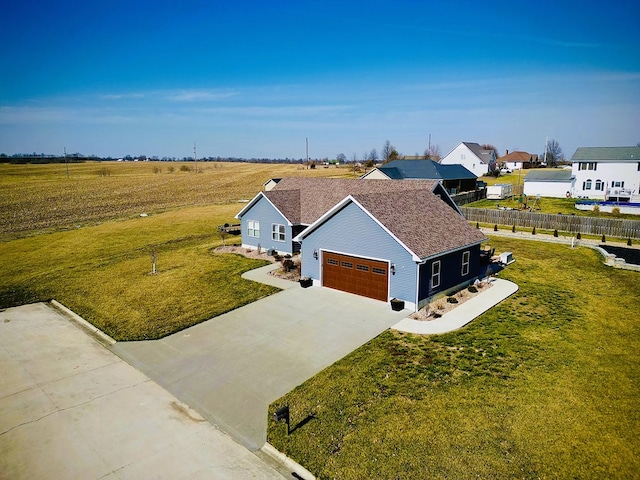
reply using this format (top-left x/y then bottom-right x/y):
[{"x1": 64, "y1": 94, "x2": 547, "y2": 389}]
[
  {"x1": 0, "y1": 161, "x2": 353, "y2": 241},
  {"x1": 0, "y1": 161, "x2": 351, "y2": 340}
]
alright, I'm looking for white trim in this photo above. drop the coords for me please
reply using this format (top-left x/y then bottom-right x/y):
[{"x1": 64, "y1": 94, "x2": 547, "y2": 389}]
[
  {"x1": 271, "y1": 223, "x2": 286, "y2": 242},
  {"x1": 235, "y1": 191, "x2": 293, "y2": 226},
  {"x1": 295, "y1": 195, "x2": 422, "y2": 262},
  {"x1": 461, "y1": 250, "x2": 470, "y2": 276},
  {"x1": 431, "y1": 260, "x2": 441, "y2": 289}
]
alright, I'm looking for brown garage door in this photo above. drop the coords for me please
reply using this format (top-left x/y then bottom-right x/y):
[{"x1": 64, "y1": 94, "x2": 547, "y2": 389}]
[{"x1": 323, "y1": 252, "x2": 389, "y2": 302}]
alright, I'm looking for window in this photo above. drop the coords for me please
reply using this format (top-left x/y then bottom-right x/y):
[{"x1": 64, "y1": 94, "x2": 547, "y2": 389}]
[
  {"x1": 583, "y1": 179, "x2": 592, "y2": 190},
  {"x1": 461, "y1": 251, "x2": 470, "y2": 276},
  {"x1": 341, "y1": 261, "x2": 353, "y2": 269},
  {"x1": 461, "y1": 154, "x2": 466, "y2": 161},
  {"x1": 327, "y1": 258, "x2": 339, "y2": 266},
  {"x1": 372, "y1": 267, "x2": 386, "y2": 275},
  {"x1": 247, "y1": 220, "x2": 260, "y2": 238},
  {"x1": 356, "y1": 264, "x2": 369, "y2": 272},
  {"x1": 271, "y1": 223, "x2": 285, "y2": 242},
  {"x1": 595, "y1": 179, "x2": 603, "y2": 191},
  {"x1": 613, "y1": 181, "x2": 624, "y2": 188},
  {"x1": 431, "y1": 261, "x2": 441, "y2": 289},
  {"x1": 579, "y1": 163, "x2": 587, "y2": 170},
  {"x1": 589, "y1": 162, "x2": 597, "y2": 171}
]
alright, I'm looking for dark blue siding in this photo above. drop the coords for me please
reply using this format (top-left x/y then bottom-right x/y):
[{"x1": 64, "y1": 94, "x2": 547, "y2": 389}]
[{"x1": 418, "y1": 244, "x2": 481, "y2": 304}]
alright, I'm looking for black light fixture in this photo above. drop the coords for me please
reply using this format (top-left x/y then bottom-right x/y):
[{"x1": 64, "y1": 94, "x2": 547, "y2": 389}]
[
  {"x1": 273, "y1": 405, "x2": 290, "y2": 435},
  {"x1": 313, "y1": 249, "x2": 318, "y2": 260},
  {"x1": 391, "y1": 263, "x2": 396, "y2": 275}
]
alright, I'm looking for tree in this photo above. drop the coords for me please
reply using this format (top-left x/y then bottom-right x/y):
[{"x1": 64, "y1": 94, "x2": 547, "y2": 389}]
[
  {"x1": 481, "y1": 144, "x2": 499, "y2": 159},
  {"x1": 336, "y1": 153, "x2": 347, "y2": 164},
  {"x1": 543, "y1": 139, "x2": 564, "y2": 167},
  {"x1": 368, "y1": 148, "x2": 378, "y2": 163},
  {"x1": 381, "y1": 140, "x2": 394, "y2": 163},
  {"x1": 424, "y1": 144, "x2": 441, "y2": 161}
]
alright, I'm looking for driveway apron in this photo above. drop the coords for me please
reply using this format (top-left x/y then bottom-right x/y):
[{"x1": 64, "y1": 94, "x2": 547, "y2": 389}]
[{"x1": 111, "y1": 284, "x2": 408, "y2": 450}]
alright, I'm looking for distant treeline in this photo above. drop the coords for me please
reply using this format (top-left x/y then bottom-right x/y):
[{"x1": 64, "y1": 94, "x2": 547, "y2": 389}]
[{"x1": 0, "y1": 154, "x2": 315, "y2": 165}]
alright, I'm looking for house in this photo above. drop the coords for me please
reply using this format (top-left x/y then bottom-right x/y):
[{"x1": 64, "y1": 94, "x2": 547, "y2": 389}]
[
  {"x1": 523, "y1": 169, "x2": 576, "y2": 198},
  {"x1": 440, "y1": 142, "x2": 497, "y2": 177},
  {"x1": 236, "y1": 178, "x2": 486, "y2": 310},
  {"x1": 500, "y1": 150, "x2": 541, "y2": 171},
  {"x1": 571, "y1": 146, "x2": 640, "y2": 201},
  {"x1": 360, "y1": 159, "x2": 477, "y2": 194}
]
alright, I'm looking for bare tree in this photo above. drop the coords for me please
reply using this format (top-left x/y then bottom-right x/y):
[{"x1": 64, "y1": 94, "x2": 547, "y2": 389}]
[
  {"x1": 336, "y1": 153, "x2": 347, "y2": 164},
  {"x1": 481, "y1": 144, "x2": 499, "y2": 159},
  {"x1": 424, "y1": 144, "x2": 441, "y2": 161},
  {"x1": 381, "y1": 140, "x2": 394, "y2": 163},
  {"x1": 369, "y1": 148, "x2": 378, "y2": 163},
  {"x1": 543, "y1": 139, "x2": 564, "y2": 167}
]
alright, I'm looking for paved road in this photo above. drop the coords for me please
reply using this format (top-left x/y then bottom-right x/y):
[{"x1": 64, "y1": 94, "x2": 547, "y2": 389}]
[
  {"x1": 112, "y1": 274, "x2": 409, "y2": 450},
  {"x1": 0, "y1": 303, "x2": 283, "y2": 479}
]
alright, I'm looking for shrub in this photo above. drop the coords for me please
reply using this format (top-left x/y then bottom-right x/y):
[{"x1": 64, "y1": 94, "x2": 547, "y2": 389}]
[
  {"x1": 476, "y1": 222, "x2": 479, "y2": 229},
  {"x1": 167, "y1": 166, "x2": 175, "y2": 173},
  {"x1": 512, "y1": 225, "x2": 516, "y2": 233},
  {"x1": 447, "y1": 296, "x2": 458, "y2": 304},
  {"x1": 577, "y1": 232, "x2": 582, "y2": 239},
  {"x1": 628, "y1": 238, "x2": 632, "y2": 246},
  {"x1": 611, "y1": 207, "x2": 621, "y2": 217},
  {"x1": 494, "y1": 224, "x2": 498, "y2": 232},
  {"x1": 592, "y1": 205, "x2": 600, "y2": 213},
  {"x1": 282, "y1": 259, "x2": 295, "y2": 272},
  {"x1": 602, "y1": 234, "x2": 606, "y2": 243},
  {"x1": 180, "y1": 165, "x2": 192, "y2": 172},
  {"x1": 553, "y1": 229, "x2": 558, "y2": 237},
  {"x1": 532, "y1": 227, "x2": 536, "y2": 235},
  {"x1": 153, "y1": 166, "x2": 162, "y2": 174},
  {"x1": 468, "y1": 285, "x2": 478, "y2": 293}
]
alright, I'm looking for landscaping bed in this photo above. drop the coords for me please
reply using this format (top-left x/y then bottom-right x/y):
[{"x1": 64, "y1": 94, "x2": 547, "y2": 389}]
[{"x1": 409, "y1": 279, "x2": 493, "y2": 320}]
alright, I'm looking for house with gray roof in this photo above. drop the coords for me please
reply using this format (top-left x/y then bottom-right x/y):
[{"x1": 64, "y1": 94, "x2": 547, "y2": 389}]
[
  {"x1": 236, "y1": 178, "x2": 486, "y2": 310},
  {"x1": 571, "y1": 146, "x2": 640, "y2": 201},
  {"x1": 440, "y1": 142, "x2": 497, "y2": 177},
  {"x1": 360, "y1": 159, "x2": 477, "y2": 194},
  {"x1": 523, "y1": 169, "x2": 576, "y2": 198}
]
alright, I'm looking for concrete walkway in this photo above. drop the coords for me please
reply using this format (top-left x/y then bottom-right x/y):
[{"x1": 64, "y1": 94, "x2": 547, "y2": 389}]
[
  {"x1": 0, "y1": 303, "x2": 283, "y2": 479},
  {"x1": 111, "y1": 273, "x2": 409, "y2": 451},
  {"x1": 392, "y1": 278, "x2": 518, "y2": 334}
]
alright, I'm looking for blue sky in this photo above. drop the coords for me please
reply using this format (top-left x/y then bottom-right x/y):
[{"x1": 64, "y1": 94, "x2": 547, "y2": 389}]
[{"x1": 1, "y1": 0, "x2": 639, "y2": 160}]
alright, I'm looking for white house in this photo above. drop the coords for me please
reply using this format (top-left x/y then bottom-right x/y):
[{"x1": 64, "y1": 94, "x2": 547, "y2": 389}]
[
  {"x1": 440, "y1": 142, "x2": 497, "y2": 177},
  {"x1": 571, "y1": 146, "x2": 640, "y2": 201},
  {"x1": 499, "y1": 150, "x2": 541, "y2": 171}
]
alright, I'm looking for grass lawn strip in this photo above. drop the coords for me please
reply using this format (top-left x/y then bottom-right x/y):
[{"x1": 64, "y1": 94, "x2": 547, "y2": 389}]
[{"x1": 268, "y1": 238, "x2": 640, "y2": 479}]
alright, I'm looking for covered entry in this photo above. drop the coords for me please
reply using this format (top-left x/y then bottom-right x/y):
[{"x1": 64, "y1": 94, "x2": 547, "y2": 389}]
[{"x1": 322, "y1": 251, "x2": 389, "y2": 301}]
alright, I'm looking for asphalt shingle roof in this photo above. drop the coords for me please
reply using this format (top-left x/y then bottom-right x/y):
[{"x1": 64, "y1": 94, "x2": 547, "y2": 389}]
[
  {"x1": 266, "y1": 177, "x2": 485, "y2": 260},
  {"x1": 571, "y1": 146, "x2": 640, "y2": 163},
  {"x1": 524, "y1": 170, "x2": 574, "y2": 182}
]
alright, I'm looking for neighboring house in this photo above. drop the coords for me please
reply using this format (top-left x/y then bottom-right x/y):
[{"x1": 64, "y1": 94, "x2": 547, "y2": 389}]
[
  {"x1": 361, "y1": 159, "x2": 477, "y2": 194},
  {"x1": 236, "y1": 178, "x2": 486, "y2": 310},
  {"x1": 500, "y1": 150, "x2": 541, "y2": 171},
  {"x1": 571, "y1": 146, "x2": 640, "y2": 200},
  {"x1": 263, "y1": 178, "x2": 282, "y2": 191},
  {"x1": 523, "y1": 169, "x2": 576, "y2": 198},
  {"x1": 440, "y1": 142, "x2": 497, "y2": 177}
]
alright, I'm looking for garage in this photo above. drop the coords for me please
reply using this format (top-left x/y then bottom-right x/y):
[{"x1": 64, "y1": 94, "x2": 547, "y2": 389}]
[{"x1": 322, "y1": 251, "x2": 389, "y2": 302}]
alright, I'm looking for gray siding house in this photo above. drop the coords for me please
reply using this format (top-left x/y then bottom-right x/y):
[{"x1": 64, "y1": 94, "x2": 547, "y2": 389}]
[{"x1": 236, "y1": 178, "x2": 486, "y2": 310}]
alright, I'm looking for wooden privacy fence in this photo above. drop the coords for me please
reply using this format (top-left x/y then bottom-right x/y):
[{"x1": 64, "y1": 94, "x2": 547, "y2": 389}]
[
  {"x1": 451, "y1": 189, "x2": 487, "y2": 206},
  {"x1": 461, "y1": 207, "x2": 640, "y2": 239}
]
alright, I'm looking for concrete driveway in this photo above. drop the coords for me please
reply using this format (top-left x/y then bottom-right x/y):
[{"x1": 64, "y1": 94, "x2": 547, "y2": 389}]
[
  {"x1": 0, "y1": 303, "x2": 283, "y2": 479},
  {"x1": 112, "y1": 268, "x2": 408, "y2": 450}
]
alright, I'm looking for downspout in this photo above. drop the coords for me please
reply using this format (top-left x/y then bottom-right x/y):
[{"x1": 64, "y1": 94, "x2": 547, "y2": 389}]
[{"x1": 415, "y1": 259, "x2": 426, "y2": 311}]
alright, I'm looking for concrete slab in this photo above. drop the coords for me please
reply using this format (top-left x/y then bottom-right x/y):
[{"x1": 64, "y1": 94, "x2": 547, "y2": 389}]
[
  {"x1": 112, "y1": 283, "x2": 409, "y2": 450},
  {"x1": 392, "y1": 278, "x2": 519, "y2": 334},
  {"x1": 0, "y1": 303, "x2": 283, "y2": 479}
]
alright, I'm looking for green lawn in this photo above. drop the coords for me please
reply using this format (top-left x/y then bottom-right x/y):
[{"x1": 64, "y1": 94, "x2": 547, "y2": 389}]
[
  {"x1": 0, "y1": 204, "x2": 278, "y2": 340},
  {"x1": 268, "y1": 237, "x2": 640, "y2": 479}
]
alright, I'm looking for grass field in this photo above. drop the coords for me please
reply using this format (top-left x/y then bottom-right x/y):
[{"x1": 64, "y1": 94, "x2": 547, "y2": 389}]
[
  {"x1": 2, "y1": 162, "x2": 639, "y2": 477},
  {"x1": 0, "y1": 161, "x2": 349, "y2": 339},
  {"x1": 268, "y1": 238, "x2": 640, "y2": 479}
]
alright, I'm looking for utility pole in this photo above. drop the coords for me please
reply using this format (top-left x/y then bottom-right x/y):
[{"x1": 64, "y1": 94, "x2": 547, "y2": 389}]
[
  {"x1": 305, "y1": 137, "x2": 309, "y2": 169},
  {"x1": 64, "y1": 147, "x2": 69, "y2": 179},
  {"x1": 194, "y1": 142, "x2": 197, "y2": 173}
]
